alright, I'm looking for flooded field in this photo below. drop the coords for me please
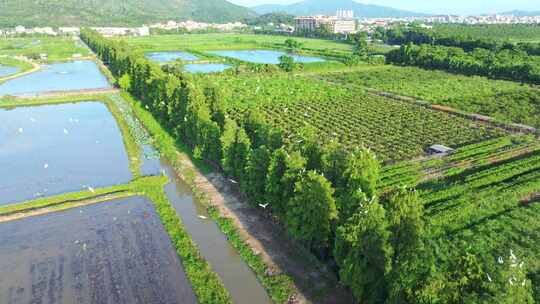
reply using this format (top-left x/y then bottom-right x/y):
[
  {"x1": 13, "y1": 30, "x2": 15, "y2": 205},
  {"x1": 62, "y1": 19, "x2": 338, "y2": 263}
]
[
  {"x1": 0, "y1": 60, "x2": 110, "y2": 96},
  {"x1": 145, "y1": 51, "x2": 198, "y2": 63},
  {"x1": 184, "y1": 63, "x2": 231, "y2": 74},
  {"x1": 0, "y1": 65, "x2": 19, "y2": 77},
  {"x1": 207, "y1": 50, "x2": 326, "y2": 64},
  {"x1": 0, "y1": 196, "x2": 197, "y2": 304},
  {"x1": 0, "y1": 102, "x2": 131, "y2": 204}
]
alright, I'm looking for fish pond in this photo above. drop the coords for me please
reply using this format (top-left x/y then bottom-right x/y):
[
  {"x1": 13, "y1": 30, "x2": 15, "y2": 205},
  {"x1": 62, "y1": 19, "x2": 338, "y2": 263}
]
[
  {"x1": 184, "y1": 63, "x2": 232, "y2": 74},
  {"x1": 207, "y1": 50, "x2": 326, "y2": 64},
  {"x1": 0, "y1": 65, "x2": 20, "y2": 77},
  {"x1": 0, "y1": 60, "x2": 111, "y2": 96},
  {"x1": 0, "y1": 102, "x2": 132, "y2": 205},
  {"x1": 145, "y1": 51, "x2": 199, "y2": 63},
  {"x1": 0, "y1": 196, "x2": 197, "y2": 304}
]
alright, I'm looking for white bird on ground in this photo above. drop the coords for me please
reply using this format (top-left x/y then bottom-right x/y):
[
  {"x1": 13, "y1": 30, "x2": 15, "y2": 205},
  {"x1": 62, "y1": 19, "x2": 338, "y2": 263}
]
[
  {"x1": 198, "y1": 215, "x2": 208, "y2": 220},
  {"x1": 88, "y1": 186, "x2": 95, "y2": 193},
  {"x1": 486, "y1": 273, "x2": 492, "y2": 282},
  {"x1": 229, "y1": 179, "x2": 238, "y2": 184},
  {"x1": 258, "y1": 203, "x2": 269, "y2": 209}
]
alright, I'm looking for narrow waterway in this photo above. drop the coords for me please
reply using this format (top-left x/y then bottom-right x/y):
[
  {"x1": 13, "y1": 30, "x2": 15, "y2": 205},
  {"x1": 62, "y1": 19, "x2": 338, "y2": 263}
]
[
  {"x1": 161, "y1": 163, "x2": 272, "y2": 304},
  {"x1": 116, "y1": 93, "x2": 272, "y2": 304}
]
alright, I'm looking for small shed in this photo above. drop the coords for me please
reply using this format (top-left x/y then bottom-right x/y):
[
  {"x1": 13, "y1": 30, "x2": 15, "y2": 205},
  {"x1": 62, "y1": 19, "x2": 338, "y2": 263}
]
[{"x1": 428, "y1": 144, "x2": 455, "y2": 155}]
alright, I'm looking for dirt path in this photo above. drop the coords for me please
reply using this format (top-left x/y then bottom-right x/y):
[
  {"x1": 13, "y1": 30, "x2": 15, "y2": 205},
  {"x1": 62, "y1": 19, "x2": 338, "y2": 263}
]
[
  {"x1": 18, "y1": 87, "x2": 120, "y2": 99},
  {"x1": 0, "y1": 192, "x2": 132, "y2": 224},
  {"x1": 174, "y1": 154, "x2": 353, "y2": 304}
]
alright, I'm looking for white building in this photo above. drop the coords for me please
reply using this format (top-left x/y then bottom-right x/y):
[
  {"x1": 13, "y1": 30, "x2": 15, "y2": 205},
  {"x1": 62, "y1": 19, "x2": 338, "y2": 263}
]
[{"x1": 295, "y1": 15, "x2": 356, "y2": 34}]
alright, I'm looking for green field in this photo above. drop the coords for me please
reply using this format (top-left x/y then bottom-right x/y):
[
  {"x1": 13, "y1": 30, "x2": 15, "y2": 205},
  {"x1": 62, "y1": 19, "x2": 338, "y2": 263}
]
[
  {"x1": 0, "y1": 36, "x2": 91, "y2": 61},
  {"x1": 209, "y1": 73, "x2": 506, "y2": 161},
  {"x1": 319, "y1": 65, "x2": 540, "y2": 129},
  {"x1": 433, "y1": 24, "x2": 540, "y2": 43},
  {"x1": 117, "y1": 33, "x2": 353, "y2": 53}
]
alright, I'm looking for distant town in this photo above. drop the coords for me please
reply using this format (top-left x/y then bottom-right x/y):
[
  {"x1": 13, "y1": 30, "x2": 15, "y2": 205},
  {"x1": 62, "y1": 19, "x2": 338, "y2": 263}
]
[{"x1": 1, "y1": 11, "x2": 539, "y2": 37}]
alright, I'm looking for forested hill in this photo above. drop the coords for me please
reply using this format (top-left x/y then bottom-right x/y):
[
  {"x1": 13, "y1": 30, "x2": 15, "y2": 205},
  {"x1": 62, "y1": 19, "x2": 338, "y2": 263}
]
[
  {"x1": 0, "y1": 0, "x2": 256, "y2": 27},
  {"x1": 252, "y1": 0, "x2": 426, "y2": 18}
]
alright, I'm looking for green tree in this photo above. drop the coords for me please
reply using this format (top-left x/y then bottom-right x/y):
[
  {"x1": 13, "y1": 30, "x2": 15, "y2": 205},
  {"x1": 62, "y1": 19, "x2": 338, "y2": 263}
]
[
  {"x1": 220, "y1": 119, "x2": 252, "y2": 179},
  {"x1": 118, "y1": 73, "x2": 131, "y2": 91},
  {"x1": 286, "y1": 171, "x2": 337, "y2": 252},
  {"x1": 266, "y1": 150, "x2": 306, "y2": 220},
  {"x1": 278, "y1": 55, "x2": 296, "y2": 72},
  {"x1": 334, "y1": 200, "x2": 392, "y2": 303},
  {"x1": 294, "y1": 126, "x2": 324, "y2": 171},
  {"x1": 438, "y1": 247, "x2": 535, "y2": 303},
  {"x1": 284, "y1": 38, "x2": 303, "y2": 51},
  {"x1": 242, "y1": 145, "x2": 271, "y2": 205},
  {"x1": 338, "y1": 148, "x2": 380, "y2": 220},
  {"x1": 385, "y1": 187, "x2": 433, "y2": 304},
  {"x1": 353, "y1": 32, "x2": 369, "y2": 58},
  {"x1": 321, "y1": 140, "x2": 348, "y2": 190}
]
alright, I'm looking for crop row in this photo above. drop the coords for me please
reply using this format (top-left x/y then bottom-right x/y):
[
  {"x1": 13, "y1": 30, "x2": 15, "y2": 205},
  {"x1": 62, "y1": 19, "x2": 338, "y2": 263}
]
[{"x1": 249, "y1": 93, "x2": 505, "y2": 161}]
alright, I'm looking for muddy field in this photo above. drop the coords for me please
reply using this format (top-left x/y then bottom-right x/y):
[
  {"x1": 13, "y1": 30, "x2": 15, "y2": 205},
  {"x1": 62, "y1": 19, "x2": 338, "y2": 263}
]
[{"x1": 0, "y1": 196, "x2": 196, "y2": 304}]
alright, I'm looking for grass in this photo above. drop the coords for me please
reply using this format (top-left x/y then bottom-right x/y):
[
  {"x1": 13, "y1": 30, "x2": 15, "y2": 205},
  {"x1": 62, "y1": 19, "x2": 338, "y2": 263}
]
[
  {"x1": 0, "y1": 36, "x2": 91, "y2": 61},
  {"x1": 320, "y1": 65, "x2": 540, "y2": 129},
  {"x1": 117, "y1": 33, "x2": 353, "y2": 53},
  {"x1": 0, "y1": 182, "x2": 134, "y2": 217},
  {"x1": 0, "y1": 56, "x2": 33, "y2": 72}
]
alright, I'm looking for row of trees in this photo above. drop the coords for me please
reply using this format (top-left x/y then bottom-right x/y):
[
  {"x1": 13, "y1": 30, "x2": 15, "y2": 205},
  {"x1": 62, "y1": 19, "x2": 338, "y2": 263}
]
[
  {"x1": 387, "y1": 43, "x2": 540, "y2": 84},
  {"x1": 81, "y1": 29, "x2": 534, "y2": 303},
  {"x1": 383, "y1": 26, "x2": 540, "y2": 55}
]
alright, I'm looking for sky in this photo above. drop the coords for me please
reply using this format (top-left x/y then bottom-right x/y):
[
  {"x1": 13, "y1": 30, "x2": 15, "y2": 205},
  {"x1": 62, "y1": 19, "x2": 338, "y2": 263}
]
[{"x1": 228, "y1": 0, "x2": 539, "y2": 15}]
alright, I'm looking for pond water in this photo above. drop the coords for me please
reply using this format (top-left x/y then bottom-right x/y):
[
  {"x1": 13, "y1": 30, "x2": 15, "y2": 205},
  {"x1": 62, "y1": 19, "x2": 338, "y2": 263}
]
[
  {"x1": 0, "y1": 196, "x2": 197, "y2": 303},
  {"x1": 0, "y1": 65, "x2": 20, "y2": 77},
  {"x1": 146, "y1": 51, "x2": 199, "y2": 63},
  {"x1": 207, "y1": 50, "x2": 325, "y2": 64},
  {"x1": 0, "y1": 102, "x2": 132, "y2": 205},
  {"x1": 0, "y1": 60, "x2": 111, "y2": 96},
  {"x1": 184, "y1": 63, "x2": 232, "y2": 74}
]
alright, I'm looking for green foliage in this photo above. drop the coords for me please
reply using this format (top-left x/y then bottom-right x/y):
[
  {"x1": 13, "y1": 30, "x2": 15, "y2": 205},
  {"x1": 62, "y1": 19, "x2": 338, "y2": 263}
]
[
  {"x1": 245, "y1": 12, "x2": 295, "y2": 27},
  {"x1": 334, "y1": 200, "x2": 392, "y2": 303},
  {"x1": 284, "y1": 39, "x2": 303, "y2": 52},
  {"x1": 118, "y1": 73, "x2": 132, "y2": 91},
  {"x1": 278, "y1": 55, "x2": 296, "y2": 72},
  {"x1": 286, "y1": 171, "x2": 337, "y2": 252},
  {"x1": 242, "y1": 145, "x2": 271, "y2": 205},
  {"x1": 386, "y1": 42, "x2": 540, "y2": 84},
  {"x1": 264, "y1": 148, "x2": 290, "y2": 217},
  {"x1": 0, "y1": 0, "x2": 255, "y2": 27},
  {"x1": 326, "y1": 65, "x2": 540, "y2": 128},
  {"x1": 220, "y1": 119, "x2": 252, "y2": 179},
  {"x1": 0, "y1": 36, "x2": 91, "y2": 61},
  {"x1": 385, "y1": 187, "x2": 433, "y2": 304},
  {"x1": 338, "y1": 148, "x2": 380, "y2": 221}
]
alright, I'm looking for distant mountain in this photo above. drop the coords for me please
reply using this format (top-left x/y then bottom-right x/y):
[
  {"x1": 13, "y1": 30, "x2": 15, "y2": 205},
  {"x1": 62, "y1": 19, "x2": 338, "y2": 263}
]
[
  {"x1": 252, "y1": 0, "x2": 427, "y2": 18},
  {"x1": 499, "y1": 10, "x2": 540, "y2": 17},
  {"x1": 0, "y1": 0, "x2": 256, "y2": 27}
]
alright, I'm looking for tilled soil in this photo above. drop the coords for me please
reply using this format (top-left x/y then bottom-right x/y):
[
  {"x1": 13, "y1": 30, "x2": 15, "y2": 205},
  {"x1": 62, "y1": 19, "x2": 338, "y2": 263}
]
[{"x1": 0, "y1": 196, "x2": 196, "y2": 304}]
